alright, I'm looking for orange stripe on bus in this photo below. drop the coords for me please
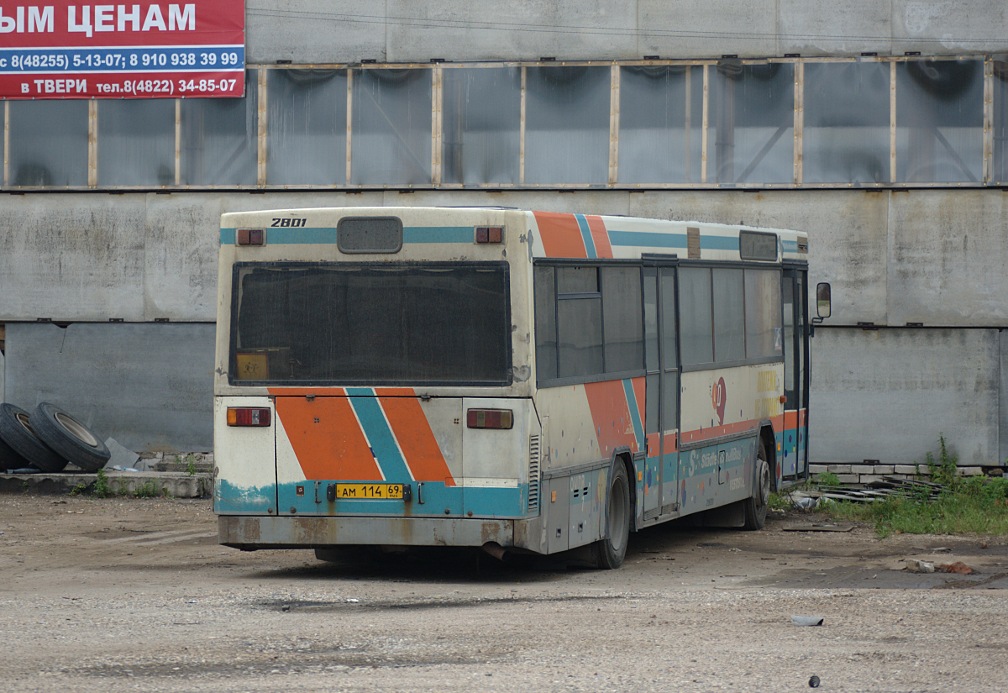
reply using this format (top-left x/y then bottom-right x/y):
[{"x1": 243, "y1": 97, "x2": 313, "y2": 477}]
[
  {"x1": 377, "y1": 389, "x2": 456, "y2": 486},
  {"x1": 534, "y1": 211, "x2": 587, "y2": 258},
  {"x1": 585, "y1": 380, "x2": 640, "y2": 455},
  {"x1": 586, "y1": 215, "x2": 613, "y2": 258},
  {"x1": 272, "y1": 390, "x2": 382, "y2": 481}
]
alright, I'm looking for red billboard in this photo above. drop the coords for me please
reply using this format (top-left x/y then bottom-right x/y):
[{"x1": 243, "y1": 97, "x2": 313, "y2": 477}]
[{"x1": 0, "y1": 1, "x2": 245, "y2": 99}]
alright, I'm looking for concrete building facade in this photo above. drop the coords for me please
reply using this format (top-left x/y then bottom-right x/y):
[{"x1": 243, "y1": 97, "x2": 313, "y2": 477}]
[{"x1": 1, "y1": 1, "x2": 1007, "y2": 466}]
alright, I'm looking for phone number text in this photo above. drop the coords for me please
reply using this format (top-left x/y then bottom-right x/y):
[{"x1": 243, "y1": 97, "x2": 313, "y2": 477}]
[{"x1": 0, "y1": 46, "x2": 243, "y2": 73}]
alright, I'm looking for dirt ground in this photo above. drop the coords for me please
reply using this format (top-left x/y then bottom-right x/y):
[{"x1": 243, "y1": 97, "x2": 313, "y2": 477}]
[{"x1": 1, "y1": 493, "x2": 1006, "y2": 692}]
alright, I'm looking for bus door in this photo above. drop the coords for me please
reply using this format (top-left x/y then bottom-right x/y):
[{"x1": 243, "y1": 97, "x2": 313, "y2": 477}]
[
  {"x1": 642, "y1": 263, "x2": 680, "y2": 521},
  {"x1": 781, "y1": 267, "x2": 810, "y2": 479}
]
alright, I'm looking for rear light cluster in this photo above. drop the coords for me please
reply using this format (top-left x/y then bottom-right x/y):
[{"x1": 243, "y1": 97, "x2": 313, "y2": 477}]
[
  {"x1": 466, "y1": 408, "x2": 513, "y2": 430},
  {"x1": 236, "y1": 228, "x2": 265, "y2": 246},
  {"x1": 475, "y1": 226, "x2": 504, "y2": 244},
  {"x1": 227, "y1": 407, "x2": 271, "y2": 427}
]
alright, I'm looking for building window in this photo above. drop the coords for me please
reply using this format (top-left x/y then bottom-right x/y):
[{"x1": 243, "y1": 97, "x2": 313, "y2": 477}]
[
  {"x1": 98, "y1": 100, "x2": 176, "y2": 187},
  {"x1": 442, "y1": 67, "x2": 521, "y2": 185},
  {"x1": 351, "y1": 69, "x2": 432, "y2": 185},
  {"x1": 9, "y1": 100, "x2": 89, "y2": 187},
  {"x1": 804, "y1": 61, "x2": 889, "y2": 184},
  {"x1": 180, "y1": 69, "x2": 258, "y2": 186},
  {"x1": 266, "y1": 69, "x2": 347, "y2": 185},
  {"x1": 709, "y1": 62, "x2": 794, "y2": 184},
  {"x1": 525, "y1": 66, "x2": 610, "y2": 185},
  {"x1": 618, "y1": 65, "x2": 703, "y2": 184},
  {"x1": 895, "y1": 60, "x2": 983, "y2": 184}
]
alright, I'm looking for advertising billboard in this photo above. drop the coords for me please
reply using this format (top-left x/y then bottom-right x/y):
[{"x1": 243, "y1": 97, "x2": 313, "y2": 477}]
[{"x1": 0, "y1": 1, "x2": 245, "y2": 99}]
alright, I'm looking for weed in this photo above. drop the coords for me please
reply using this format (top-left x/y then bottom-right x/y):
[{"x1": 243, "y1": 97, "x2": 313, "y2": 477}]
[
  {"x1": 133, "y1": 480, "x2": 163, "y2": 498},
  {"x1": 768, "y1": 492, "x2": 792, "y2": 511},
  {"x1": 813, "y1": 471, "x2": 840, "y2": 487},
  {"x1": 69, "y1": 482, "x2": 88, "y2": 496},
  {"x1": 925, "y1": 435, "x2": 958, "y2": 488},
  {"x1": 184, "y1": 454, "x2": 197, "y2": 476},
  {"x1": 93, "y1": 468, "x2": 112, "y2": 498}
]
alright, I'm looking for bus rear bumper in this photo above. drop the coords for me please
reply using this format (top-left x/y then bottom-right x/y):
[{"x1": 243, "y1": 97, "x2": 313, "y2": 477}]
[{"x1": 218, "y1": 514, "x2": 540, "y2": 552}]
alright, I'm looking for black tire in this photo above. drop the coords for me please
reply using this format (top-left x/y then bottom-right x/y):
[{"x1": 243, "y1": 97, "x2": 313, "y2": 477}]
[
  {"x1": 0, "y1": 427, "x2": 30, "y2": 471},
  {"x1": 743, "y1": 436, "x2": 770, "y2": 530},
  {"x1": 30, "y1": 402, "x2": 110, "y2": 473},
  {"x1": 593, "y1": 459, "x2": 631, "y2": 569},
  {"x1": 0, "y1": 403, "x2": 68, "y2": 472}
]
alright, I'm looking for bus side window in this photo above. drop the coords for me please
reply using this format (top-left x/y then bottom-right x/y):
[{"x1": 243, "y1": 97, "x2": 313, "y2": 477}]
[
  {"x1": 679, "y1": 267, "x2": 713, "y2": 367},
  {"x1": 534, "y1": 265, "x2": 558, "y2": 382}
]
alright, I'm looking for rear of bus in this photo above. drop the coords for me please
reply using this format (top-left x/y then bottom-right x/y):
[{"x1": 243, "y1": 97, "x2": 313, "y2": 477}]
[{"x1": 213, "y1": 208, "x2": 543, "y2": 556}]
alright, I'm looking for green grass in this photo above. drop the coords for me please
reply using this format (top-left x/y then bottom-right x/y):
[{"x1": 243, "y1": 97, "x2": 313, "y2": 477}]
[{"x1": 821, "y1": 475, "x2": 1008, "y2": 538}]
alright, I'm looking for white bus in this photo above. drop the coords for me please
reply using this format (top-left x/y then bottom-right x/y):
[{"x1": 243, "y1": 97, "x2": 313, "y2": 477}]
[{"x1": 214, "y1": 207, "x2": 826, "y2": 568}]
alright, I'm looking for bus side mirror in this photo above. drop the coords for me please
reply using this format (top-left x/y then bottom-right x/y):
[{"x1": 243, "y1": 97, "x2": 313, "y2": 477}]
[
  {"x1": 815, "y1": 282, "x2": 831, "y2": 320},
  {"x1": 811, "y1": 282, "x2": 831, "y2": 337}
]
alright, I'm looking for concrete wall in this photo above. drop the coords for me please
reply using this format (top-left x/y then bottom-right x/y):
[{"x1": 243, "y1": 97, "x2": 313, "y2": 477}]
[
  {"x1": 4, "y1": 323, "x2": 214, "y2": 452},
  {"x1": 247, "y1": 1, "x2": 1008, "y2": 63},
  {"x1": 811, "y1": 327, "x2": 1002, "y2": 466}
]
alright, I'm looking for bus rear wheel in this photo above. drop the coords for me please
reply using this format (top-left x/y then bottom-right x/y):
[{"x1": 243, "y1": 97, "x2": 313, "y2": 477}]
[
  {"x1": 743, "y1": 437, "x2": 770, "y2": 530},
  {"x1": 593, "y1": 459, "x2": 631, "y2": 569}
]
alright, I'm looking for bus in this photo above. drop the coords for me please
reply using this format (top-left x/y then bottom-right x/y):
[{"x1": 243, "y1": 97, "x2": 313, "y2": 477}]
[{"x1": 214, "y1": 207, "x2": 827, "y2": 568}]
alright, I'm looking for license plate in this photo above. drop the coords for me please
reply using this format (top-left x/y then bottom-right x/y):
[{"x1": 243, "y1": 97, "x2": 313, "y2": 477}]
[{"x1": 334, "y1": 483, "x2": 403, "y2": 500}]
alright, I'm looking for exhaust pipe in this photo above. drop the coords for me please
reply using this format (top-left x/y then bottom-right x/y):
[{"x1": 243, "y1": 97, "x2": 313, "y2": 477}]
[{"x1": 481, "y1": 541, "x2": 507, "y2": 562}]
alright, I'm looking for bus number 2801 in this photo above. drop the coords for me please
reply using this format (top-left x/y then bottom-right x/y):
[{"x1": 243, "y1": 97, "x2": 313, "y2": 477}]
[{"x1": 271, "y1": 218, "x2": 307, "y2": 228}]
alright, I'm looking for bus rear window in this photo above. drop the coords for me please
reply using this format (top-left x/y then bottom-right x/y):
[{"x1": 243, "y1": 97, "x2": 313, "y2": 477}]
[{"x1": 230, "y1": 262, "x2": 511, "y2": 386}]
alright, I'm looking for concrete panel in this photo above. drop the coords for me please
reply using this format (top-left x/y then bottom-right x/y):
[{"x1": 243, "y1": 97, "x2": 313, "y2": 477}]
[
  {"x1": 639, "y1": 0, "x2": 778, "y2": 59},
  {"x1": 626, "y1": 190, "x2": 891, "y2": 325},
  {"x1": 398, "y1": 189, "x2": 634, "y2": 217},
  {"x1": 245, "y1": 1, "x2": 386, "y2": 64},
  {"x1": 1002, "y1": 330, "x2": 1008, "y2": 465},
  {"x1": 892, "y1": 0, "x2": 1008, "y2": 54},
  {"x1": 778, "y1": 0, "x2": 893, "y2": 56},
  {"x1": 240, "y1": 0, "x2": 1008, "y2": 63},
  {"x1": 5, "y1": 322, "x2": 215, "y2": 453},
  {"x1": 888, "y1": 190, "x2": 1008, "y2": 326},
  {"x1": 810, "y1": 326, "x2": 998, "y2": 466},
  {"x1": 0, "y1": 195, "x2": 146, "y2": 321},
  {"x1": 143, "y1": 195, "x2": 223, "y2": 321},
  {"x1": 385, "y1": 0, "x2": 638, "y2": 62}
]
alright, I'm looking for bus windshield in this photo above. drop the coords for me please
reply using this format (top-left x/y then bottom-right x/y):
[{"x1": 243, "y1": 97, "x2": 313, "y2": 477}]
[{"x1": 230, "y1": 261, "x2": 511, "y2": 386}]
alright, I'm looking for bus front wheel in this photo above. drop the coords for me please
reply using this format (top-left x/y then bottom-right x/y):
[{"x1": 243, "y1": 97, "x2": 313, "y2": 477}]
[
  {"x1": 593, "y1": 459, "x2": 631, "y2": 569},
  {"x1": 743, "y1": 437, "x2": 770, "y2": 530}
]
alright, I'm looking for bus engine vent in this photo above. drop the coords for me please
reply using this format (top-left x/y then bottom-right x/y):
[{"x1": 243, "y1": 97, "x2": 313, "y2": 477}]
[{"x1": 528, "y1": 434, "x2": 541, "y2": 512}]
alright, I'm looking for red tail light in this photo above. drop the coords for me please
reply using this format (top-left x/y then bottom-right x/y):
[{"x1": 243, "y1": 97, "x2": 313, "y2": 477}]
[
  {"x1": 475, "y1": 226, "x2": 504, "y2": 244},
  {"x1": 466, "y1": 408, "x2": 513, "y2": 429},
  {"x1": 227, "y1": 407, "x2": 271, "y2": 427},
  {"x1": 236, "y1": 228, "x2": 265, "y2": 246}
]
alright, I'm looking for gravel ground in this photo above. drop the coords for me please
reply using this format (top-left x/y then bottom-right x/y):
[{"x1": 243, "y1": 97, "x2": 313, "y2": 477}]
[{"x1": 1, "y1": 494, "x2": 1006, "y2": 692}]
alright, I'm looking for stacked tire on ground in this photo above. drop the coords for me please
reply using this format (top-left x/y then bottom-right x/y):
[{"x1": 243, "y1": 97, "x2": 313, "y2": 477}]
[{"x1": 0, "y1": 402, "x2": 111, "y2": 473}]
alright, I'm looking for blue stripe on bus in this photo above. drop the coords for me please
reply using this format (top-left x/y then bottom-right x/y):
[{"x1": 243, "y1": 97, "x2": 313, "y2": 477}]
[
  {"x1": 575, "y1": 215, "x2": 598, "y2": 259},
  {"x1": 622, "y1": 379, "x2": 645, "y2": 451},
  {"x1": 220, "y1": 226, "x2": 474, "y2": 246},
  {"x1": 608, "y1": 230, "x2": 741, "y2": 252},
  {"x1": 608, "y1": 230, "x2": 688, "y2": 249},
  {"x1": 701, "y1": 236, "x2": 740, "y2": 250},
  {"x1": 346, "y1": 388, "x2": 414, "y2": 482},
  {"x1": 403, "y1": 226, "x2": 473, "y2": 244},
  {"x1": 218, "y1": 227, "x2": 338, "y2": 244}
]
